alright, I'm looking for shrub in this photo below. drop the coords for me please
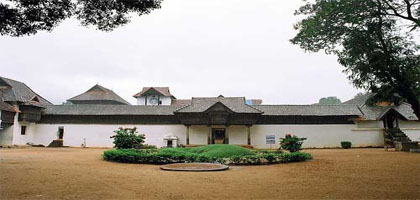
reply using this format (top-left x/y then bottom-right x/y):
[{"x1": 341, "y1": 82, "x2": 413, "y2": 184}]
[
  {"x1": 280, "y1": 134, "x2": 307, "y2": 152},
  {"x1": 341, "y1": 141, "x2": 352, "y2": 149},
  {"x1": 140, "y1": 144, "x2": 157, "y2": 149},
  {"x1": 110, "y1": 127, "x2": 145, "y2": 149},
  {"x1": 280, "y1": 152, "x2": 312, "y2": 163}
]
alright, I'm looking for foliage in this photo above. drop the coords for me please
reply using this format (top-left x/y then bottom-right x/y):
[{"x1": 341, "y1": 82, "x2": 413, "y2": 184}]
[
  {"x1": 139, "y1": 144, "x2": 157, "y2": 149},
  {"x1": 318, "y1": 96, "x2": 342, "y2": 105},
  {"x1": 0, "y1": 0, "x2": 162, "y2": 36},
  {"x1": 291, "y1": 0, "x2": 420, "y2": 120},
  {"x1": 279, "y1": 134, "x2": 307, "y2": 152},
  {"x1": 110, "y1": 127, "x2": 145, "y2": 149},
  {"x1": 103, "y1": 144, "x2": 312, "y2": 165},
  {"x1": 341, "y1": 141, "x2": 352, "y2": 149}
]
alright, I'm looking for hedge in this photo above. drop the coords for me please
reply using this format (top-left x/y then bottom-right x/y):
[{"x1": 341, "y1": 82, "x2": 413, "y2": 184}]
[{"x1": 103, "y1": 149, "x2": 312, "y2": 165}]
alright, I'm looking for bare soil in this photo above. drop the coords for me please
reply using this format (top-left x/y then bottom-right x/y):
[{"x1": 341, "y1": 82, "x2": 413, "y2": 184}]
[{"x1": 1, "y1": 147, "x2": 420, "y2": 199}]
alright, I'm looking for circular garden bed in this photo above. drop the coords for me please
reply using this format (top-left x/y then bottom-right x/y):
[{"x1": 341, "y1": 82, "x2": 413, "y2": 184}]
[
  {"x1": 160, "y1": 163, "x2": 229, "y2": 172},
  {"x1": 103, "y1": 144, "x2": 312, "y2": 165}
]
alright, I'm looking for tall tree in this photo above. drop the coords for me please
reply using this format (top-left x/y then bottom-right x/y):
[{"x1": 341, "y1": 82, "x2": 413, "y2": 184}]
[
  {"x1": 291, "y1": 0, "x2": 420, "y2": 120},
  {"x1": 318, "y1": 96, "x2": 342, "y2": 105},
  {"x1": 0, "y1": 0, "x2": 162, "y2": 36}
]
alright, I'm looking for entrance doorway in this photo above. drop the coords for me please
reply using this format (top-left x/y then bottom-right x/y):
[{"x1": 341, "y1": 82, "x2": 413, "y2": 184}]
[{"x1": 212, "y1": 128, "x2": 226, "y2": 144}]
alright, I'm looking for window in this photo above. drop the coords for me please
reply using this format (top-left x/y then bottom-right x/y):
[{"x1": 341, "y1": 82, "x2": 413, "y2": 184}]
[
  {"x1": 21, "y1": 126, "x2": 27, "y2": 135},
  {"x1": 167, "y1": 140, "x2": 173, "y2": 148}
]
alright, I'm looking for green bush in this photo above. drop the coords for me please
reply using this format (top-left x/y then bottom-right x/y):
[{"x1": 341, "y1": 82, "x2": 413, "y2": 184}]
[
  {"x1": 341, "y1": 141, "x2": 352, "y2": 149},
  {"x1": 280, "y1": 152, "x2": 313, "y2": 163},
  {"x1": 279, "y1": 134, "x2": 307, "y2": 152},
  {"x1": 140, "y1": 144, "x2": 157, "y2": 149},
  {"x1": 110, "y1": 127, "x2": 145, "y2": 149},
  {"x1": 103, "y1": 145, "x2": 312, "y2": 165}
]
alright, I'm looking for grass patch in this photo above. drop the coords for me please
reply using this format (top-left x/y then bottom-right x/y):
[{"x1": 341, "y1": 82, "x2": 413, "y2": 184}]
[{"x1": 187, "y1": 144, "x2": 255, "y2": 158}]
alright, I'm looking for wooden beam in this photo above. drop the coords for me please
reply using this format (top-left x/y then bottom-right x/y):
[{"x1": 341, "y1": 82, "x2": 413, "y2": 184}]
[
  {"x1": 225, "y1": 126, "x2": 229, "y2": 144},
  {"x1": 186, "y1": 125, "x2": 190, "y2": 145},
  {"x1": 247, "y1": 125, "x2": 251, "y2": 145},
  {"x1": 207, "y1": 126, "x2": 212, "y2": 145}
]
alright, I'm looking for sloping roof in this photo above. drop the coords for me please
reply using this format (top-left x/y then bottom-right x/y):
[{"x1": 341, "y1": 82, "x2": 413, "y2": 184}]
[
  {"x1": 344, "y1": 93, "x2": 418, "y2": 121},
  {"x1": 43, "y1": 105, "x2": 183, "y2": 116},
  {"x1": 0, "y1": 100, "x2": 16, "y2": 112},
  {"x1": 343, "y1": 93, "x2": 373, "y2": 106},
  {"x1": 133, "y1": 87, "x2": 175, "y2": 98},
  {"x1": 67, "y1": 84, "x2": 130, "y2": 105},
  {"x1": 0, "y1": 77, "x2": 52, "y2": 106},
  {"x1": 359, "y1": 103, "x2": 418, "y2": 121},
  {"x1": 253, "y1": 105, "x2": 362, "y2": 116},
  {"x1": 171, "y1": 99, "x2": 191, "y2": 106},
  {"x1": 175, "y1": 97, "x2": 262, "y2": 114}
]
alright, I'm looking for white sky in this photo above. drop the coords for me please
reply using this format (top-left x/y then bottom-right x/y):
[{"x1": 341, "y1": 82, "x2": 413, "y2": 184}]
[{"x1": 0, "y1": 0, "x2": 362, "y2": 105}]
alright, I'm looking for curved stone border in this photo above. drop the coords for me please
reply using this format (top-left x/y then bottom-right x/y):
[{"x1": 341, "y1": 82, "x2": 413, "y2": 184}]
[{"x1": 160, "y1": 163, "x2": 229, "y2": 172}]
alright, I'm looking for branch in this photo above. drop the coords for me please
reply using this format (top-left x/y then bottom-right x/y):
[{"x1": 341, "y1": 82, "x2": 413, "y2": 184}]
[{"x1": 382, "y1": 0, "x2": 420, "y2": 27}]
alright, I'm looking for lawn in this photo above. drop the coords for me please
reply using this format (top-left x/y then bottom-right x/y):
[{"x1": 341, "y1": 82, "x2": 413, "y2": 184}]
[{"x1": 1, "y1": 147, "x2": 420, "y2": 199}]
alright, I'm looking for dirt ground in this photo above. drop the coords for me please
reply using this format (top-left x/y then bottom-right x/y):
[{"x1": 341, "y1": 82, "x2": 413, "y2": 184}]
[{"x1": 1, "y1": 148, "x2": 419, "y2": 200}]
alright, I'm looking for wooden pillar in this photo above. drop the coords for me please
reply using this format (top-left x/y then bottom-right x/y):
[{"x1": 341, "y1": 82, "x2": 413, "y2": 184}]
[
  {"x1": 207, "y1": 126, "x2": 212, "y2": 145},
  {"x1": 185, "y1": 125, "x2": 190, "y2": 145},
  {"x1": 247, "y1": 125, "x2": 251, "y2": 145},
  {"x1": 225, "y1": 126, "x2": 229, "y2": 144}
]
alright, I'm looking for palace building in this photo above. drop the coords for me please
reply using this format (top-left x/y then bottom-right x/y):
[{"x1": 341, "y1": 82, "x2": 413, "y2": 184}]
[{"x1": 1, "y1": 76, "x2": 419, "y2": 149}]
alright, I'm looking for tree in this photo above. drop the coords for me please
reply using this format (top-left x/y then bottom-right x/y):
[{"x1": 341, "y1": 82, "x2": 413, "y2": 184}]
[
  {"x1": 291, "y1": 0, "x2": 420, "y2": 120},
  {"x1": 110, "y1": 127, "x2": 145, "y2": 149},
  {"x1": 318, "y1": 96, "x2": 342, "y2": 105},
  {"x1": 0, "y1": 0, "x2": 162, "y2": 37}
]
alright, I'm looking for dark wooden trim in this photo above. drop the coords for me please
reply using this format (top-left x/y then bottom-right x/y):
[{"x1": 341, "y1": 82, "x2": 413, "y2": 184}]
[
  {"x1": 256, "y1": 115, "x2": 356, "y2": 125},
  {"x1": 39, "y1": 115, "x2": 180, "y2": 124}
]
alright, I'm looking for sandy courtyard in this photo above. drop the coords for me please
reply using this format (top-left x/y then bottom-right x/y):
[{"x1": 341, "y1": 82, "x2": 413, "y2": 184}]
[{"x1": 1, "y1": 148, "x2": 420, "y2": 199}]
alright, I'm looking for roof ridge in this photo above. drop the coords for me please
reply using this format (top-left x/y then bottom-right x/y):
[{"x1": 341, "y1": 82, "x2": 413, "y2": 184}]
[{"x1": 254, "y1": 104, "x2": 356, "y2": 106}]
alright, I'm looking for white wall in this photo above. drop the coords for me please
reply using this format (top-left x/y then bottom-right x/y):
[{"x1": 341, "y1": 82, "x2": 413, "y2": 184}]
[
  {"x1": 136, "y1": 96, "x2": 172, "y2": 105},
  {"x1": 400, "y1": 121, "x2": 420, "y2": 141},
  {"x1": 0, "y1": 126, "x2": 14, "y2": 146},
  {"x1": 189, "y1": 125, "x2": 208, "y2": 145},
  {"x1": 136, "y1": 97, "x2": 146, "y2": 105},
  {"x1": 228, "y1": 125, "x2": 248, "y2": 145},
  {"x1": 32, "y1": 124, "x2": 186, "y2": 148},
  {"x1": 250, "y1": 124, "x2": 384, "y2": 149}
]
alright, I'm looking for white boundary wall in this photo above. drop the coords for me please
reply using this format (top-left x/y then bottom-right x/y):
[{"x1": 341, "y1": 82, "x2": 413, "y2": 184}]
[
  {"x1": 2, "y1": 121, "x2": 420, "y2": 149},
  {"x1": 21, "y1": 124, "x2": 186, "y2": 148},
  {"x1": 251, "y1": 124, "x2": 384, "y2": 149},
  {"x1": 400, "y1": 121, "x2": 420, "y2": 141}
]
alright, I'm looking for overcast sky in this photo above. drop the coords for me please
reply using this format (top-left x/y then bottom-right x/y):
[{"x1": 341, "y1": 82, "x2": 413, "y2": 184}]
[{"x1": 0, "y1": 0, "x2": 362, "y2": 105}]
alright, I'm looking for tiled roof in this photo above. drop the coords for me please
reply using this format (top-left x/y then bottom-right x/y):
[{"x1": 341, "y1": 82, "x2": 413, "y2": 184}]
[
  {"x1": 253, "y1": 105, "x2": 362, "y2": 116},
  {"x1": 0, "y1": 100, "x2": 16, "y2": 112},
  {"x1": 171, "y1": 99, "x2": 191, "y2": 106},
  {"x1": 342, "y1": 93, "x2": 373, "y2": 106},
  {"x1": 133, "y1": 87, "x2": 174, "y2": 98},
  {"x1": 344, "y1": 93, "x2": 418, "y2": 121},
  {"x1": 43, "y1": 105, "x2": 183, "y2": 116},
  {"x1": 175, "y1": 97, "x2": 262, "y2": 114},
  {"x1": 0, "y1": 77, "x2": 52, "y2": 106},
  {"x1": 68, "y1": 84, "x2": 130, "y2": 105},
  {"x1": 359, "y1": 103, "x2": 418, "y2": 121}
]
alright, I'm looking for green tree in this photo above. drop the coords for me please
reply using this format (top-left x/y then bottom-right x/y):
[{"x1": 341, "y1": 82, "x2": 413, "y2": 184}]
[
  {"x1": 318, "y1": 96, "x2": 342, "y2": 105},
  {"x1": 291, "y1": 0, "x2": 420, "y2": 120},
  {"x1": 0, "y1": 0, "x2": 162, "y2": 37},
  {"x1": 110, "y1": 127, "x2": 145, "y2": 149}
]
